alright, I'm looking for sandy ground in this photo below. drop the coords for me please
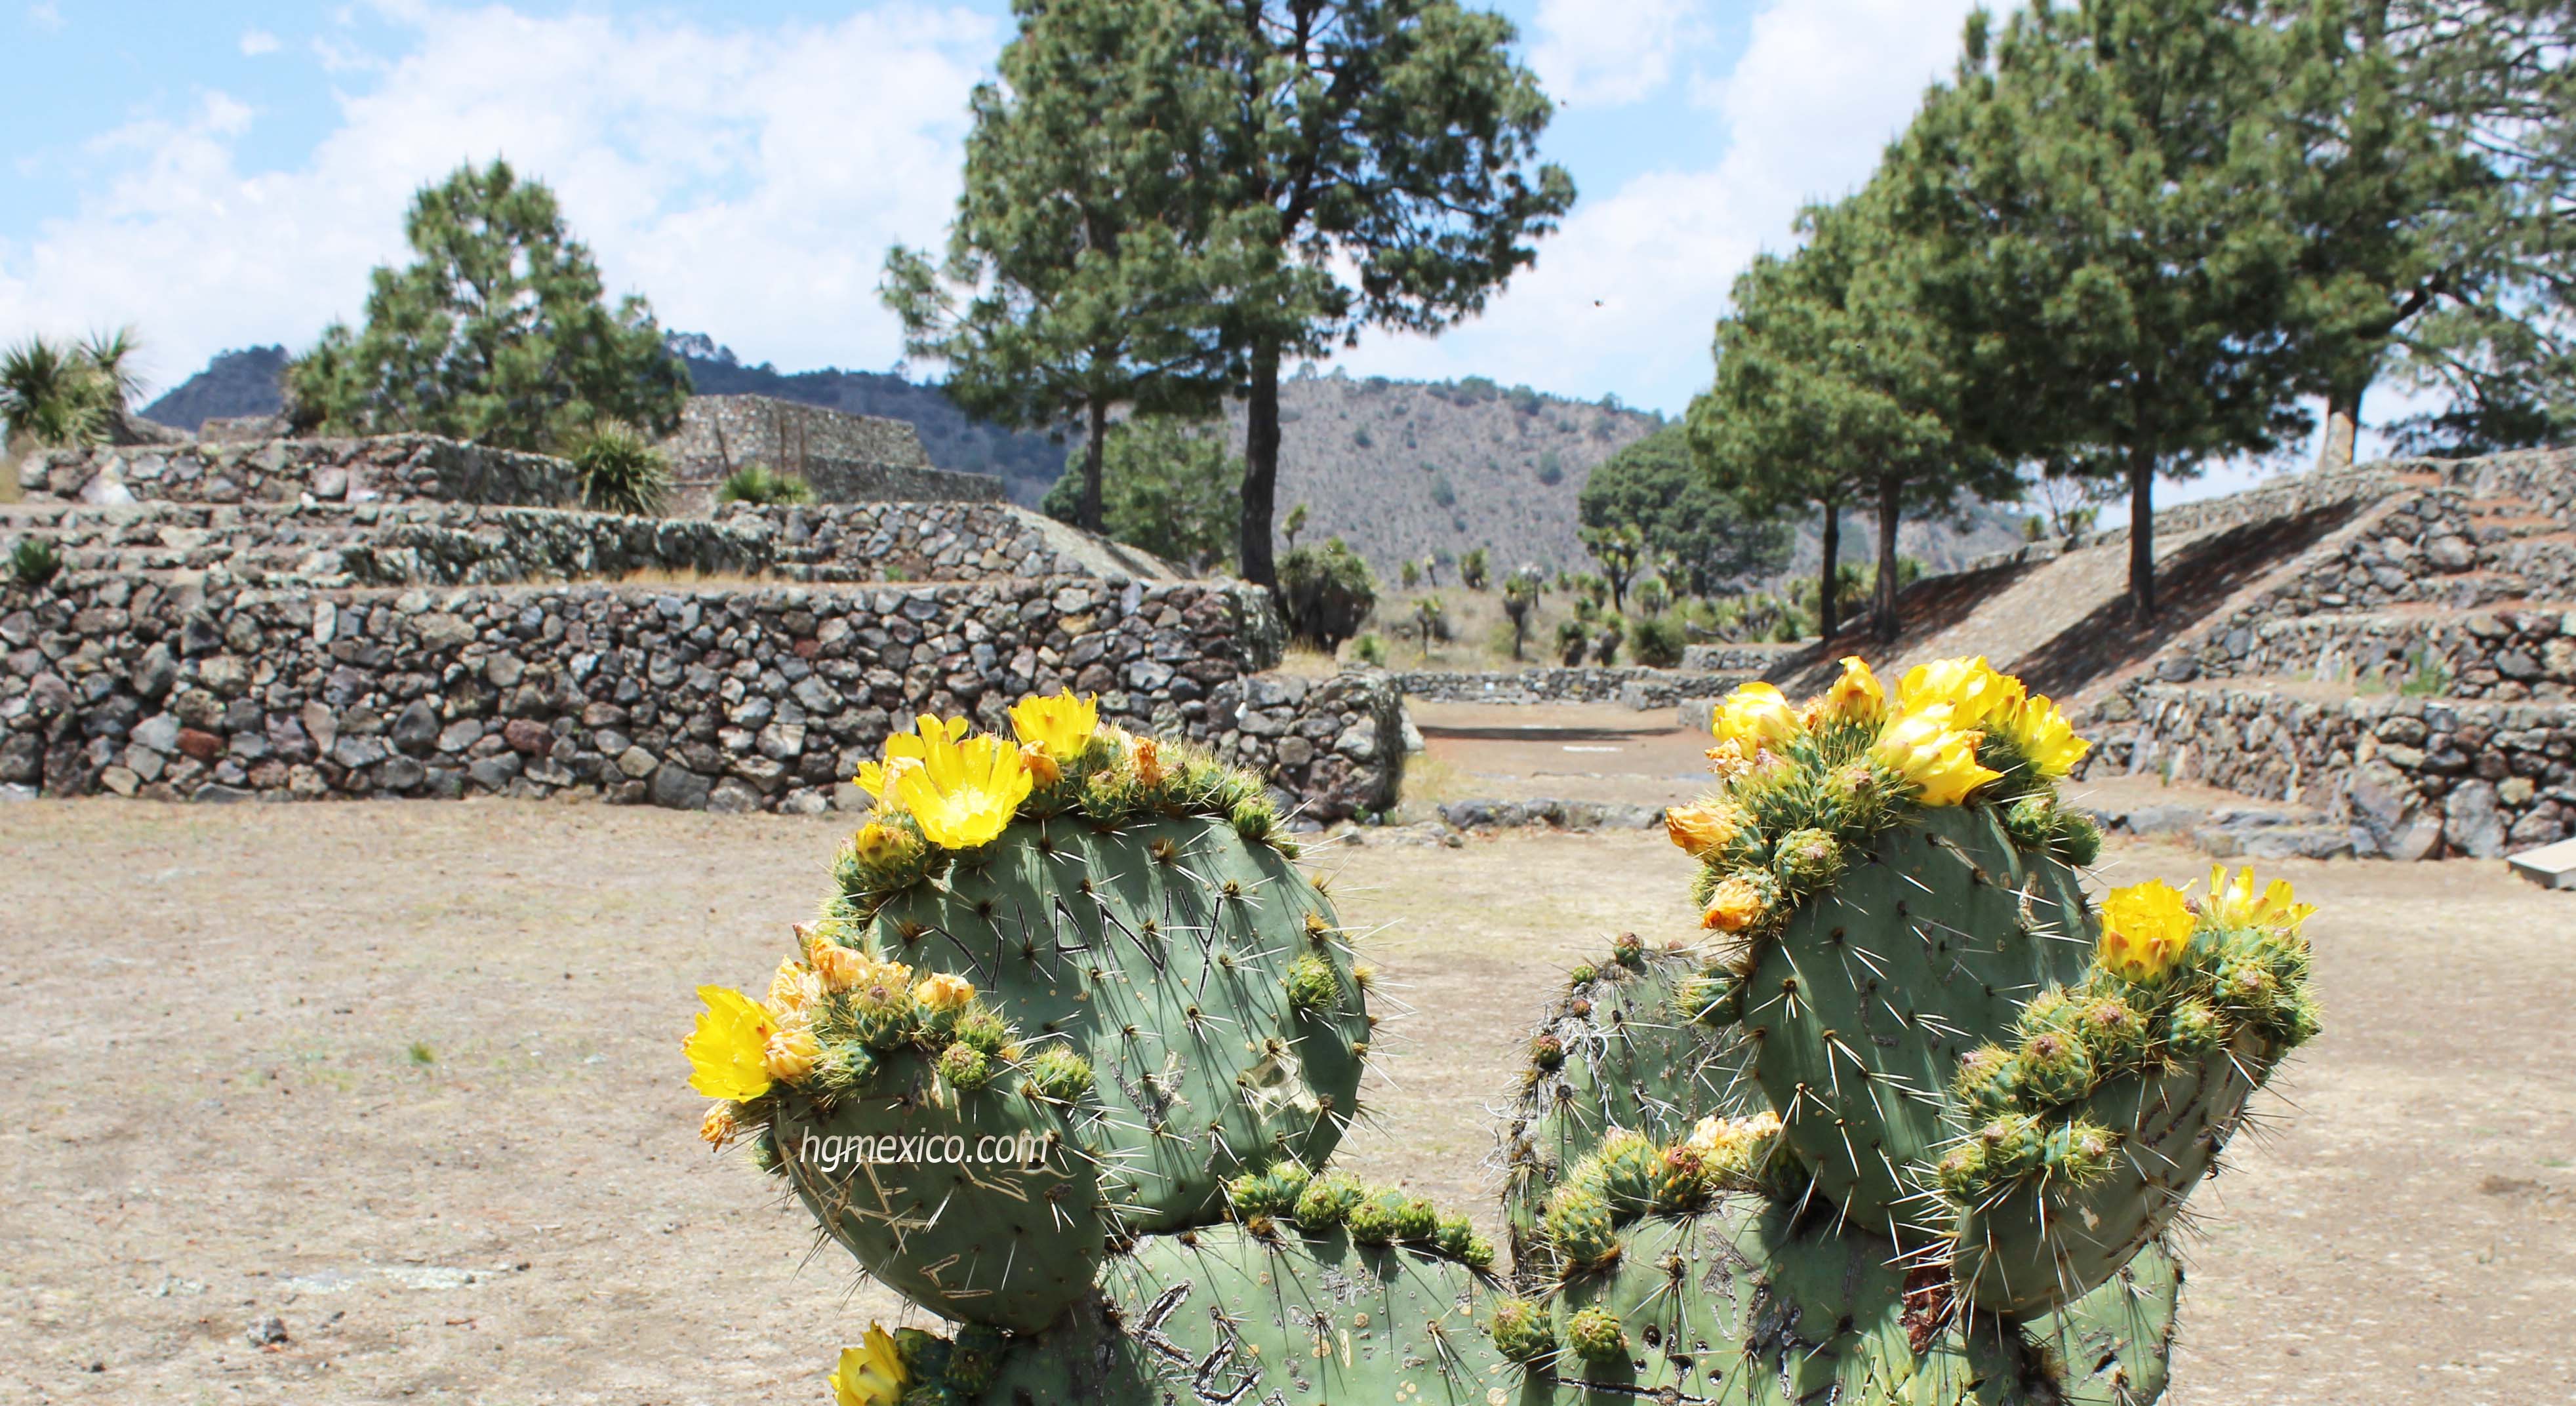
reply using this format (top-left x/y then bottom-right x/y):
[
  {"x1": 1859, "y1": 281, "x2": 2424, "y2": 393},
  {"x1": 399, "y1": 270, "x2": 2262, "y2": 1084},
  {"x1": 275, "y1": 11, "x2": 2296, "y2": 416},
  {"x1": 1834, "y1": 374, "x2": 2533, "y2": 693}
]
[
  {"x1": 1406, "y1": 699, "x2": 1714, "y2": 810},
  {"x1": 3, "y1": 801, "x2": 2572, "y2": 1405}
]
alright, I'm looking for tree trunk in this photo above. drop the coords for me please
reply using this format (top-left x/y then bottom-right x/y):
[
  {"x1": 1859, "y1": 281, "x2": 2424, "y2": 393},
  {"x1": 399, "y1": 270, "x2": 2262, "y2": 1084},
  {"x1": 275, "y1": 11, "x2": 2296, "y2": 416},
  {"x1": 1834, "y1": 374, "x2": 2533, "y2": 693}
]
[
  {"x1": 1874, "y1": 477, "x2": 1902, "y2": 645},
  {"x1": 1239, "y1": 339, "x2": 1283, "y2": 589},
  {"x1": 2128, "y1": 448, "x2": 2158, "y2": 624},
  {"x1": 1079, "y1": 398, "x2": 1108, "y2": 534},
  {"x1": 2315, "y1": 384, "x2": 2362, "y2": 474},
  {"x1": 1817, "y1": 504, "x2": 1840, "y2": 643}
]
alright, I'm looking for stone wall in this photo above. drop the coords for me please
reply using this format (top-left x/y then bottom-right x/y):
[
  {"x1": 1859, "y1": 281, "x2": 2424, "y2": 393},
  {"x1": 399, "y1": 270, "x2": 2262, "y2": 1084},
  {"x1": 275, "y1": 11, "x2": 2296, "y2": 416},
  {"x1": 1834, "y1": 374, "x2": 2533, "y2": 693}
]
[
  {"x1": 2093, "y1": 683, "x2": 2576, "y2": 858},
  {"x1": 2179, "y1": 609, "x2": 2576, "y2": 701},
  {"x1": 19, "y1": 435, "x2": 578, "y2": 508},
  {"x1": 6, "y1": 499, "x2": 1175, "y2": 591},
  {"x1": 1393, "y1": 665, "x2": 1754, "y2": 708},
  {"x1": 0, "y1": 571, "x2": 1401, "y2": 820},
  {"x1": 663, "y1": 395, "x2": 1004, "y2": 505},
  {"x1": 1678, "y1": 642, "x2": 1808, "y2": 674}
]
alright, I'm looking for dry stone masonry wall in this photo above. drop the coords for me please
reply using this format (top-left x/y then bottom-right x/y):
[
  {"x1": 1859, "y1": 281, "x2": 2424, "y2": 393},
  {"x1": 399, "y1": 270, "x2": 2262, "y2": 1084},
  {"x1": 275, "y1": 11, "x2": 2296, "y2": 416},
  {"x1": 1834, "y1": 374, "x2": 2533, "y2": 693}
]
[
  {"x1": 0, "y1": 569, "x2": 1399, "y2": 820},
  {"x1": 660, "y1": 395, "x2": 1005, "y2": 504},
  {"x1": 20, "y1": 435, "x2": 579, "y2": 508}
]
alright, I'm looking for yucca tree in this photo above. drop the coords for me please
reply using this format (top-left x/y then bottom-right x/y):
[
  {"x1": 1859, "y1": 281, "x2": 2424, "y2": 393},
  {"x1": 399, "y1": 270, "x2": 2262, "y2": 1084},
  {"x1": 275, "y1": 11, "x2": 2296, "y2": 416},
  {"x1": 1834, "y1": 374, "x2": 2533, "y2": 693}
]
[{"x1": 0, "y1": 334, "x2": 116, "y2": 451}]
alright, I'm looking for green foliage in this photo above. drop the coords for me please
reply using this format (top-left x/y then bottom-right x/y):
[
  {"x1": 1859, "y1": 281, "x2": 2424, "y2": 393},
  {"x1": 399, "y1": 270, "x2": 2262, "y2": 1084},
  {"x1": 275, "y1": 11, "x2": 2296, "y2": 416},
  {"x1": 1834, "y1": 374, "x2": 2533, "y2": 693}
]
[
  {"x1": 1398, "y1": 557, "x2": 1420, "y2": 590},
  {"x1": 1037, "y1": 416, "x2": 1239, "y2": 571},
  {"x1": 1, "y1": 330, "x2": 139, "y2": 451},
  {"x1": 1459, "y1": 546, "x2": 1491, "y2": 590},
  {"x1": 1278, "y1": 537, "x2": 1378, "y2": 652},
  {"x1": 565, "y1": 422, "x2": 672, "y2": 517},
  {"x1": 284, "y1": 161, "x2": 687, "y2": 451},
  {"x1": 10, "y1": 537, "x2": 63, "y2": 589},
  {"x1": 1500, "y1": 569, "x2": 1541, "y2": 660},
  {"x1": 715, "y1": 464, "x2": 815, "y2": 506},
  {"x1": 1628, "y1": 613, "x2": 1683, "y2": 668},
  {"x1": 1579, "y1": 428, "x2": 1788, "y2": 601},
  {"x1": 1554, "y1": 617, "x2": 1588, "y2": 666},
  {"x1": 1348, "y1": 632, "x2": 1388, "y2": 667}
]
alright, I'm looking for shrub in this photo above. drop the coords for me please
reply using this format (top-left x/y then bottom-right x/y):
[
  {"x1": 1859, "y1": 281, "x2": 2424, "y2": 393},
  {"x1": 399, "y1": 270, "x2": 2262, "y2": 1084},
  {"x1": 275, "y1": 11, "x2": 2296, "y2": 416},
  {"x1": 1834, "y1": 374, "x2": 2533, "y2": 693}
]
[
  {"x1": 1555, "y1": 618, "x2": 1588, "y2": 666},
  {"x1": 717, "y1": 463, "x2": 816, "y2": 506},
  {"x1": 1592, "y1": 615, "x2": 1624, "y2": 665},
  {"x1": 1278, "y1": 537, "x2": 1377, "y2": 652},
  {"x1": 1631, "y1": 613, "x2": 1685, "y2": 667},
  {"x1": 10, "y1": 536, "x2": 62, "y2": 589},
  {"x1": 1350, "y1": 632, "x2": 1388, "y2": 667},
  {"x1": 568, "y1": 422, "x2": 672, "y2": 516},
  {"x1": 1460, "y1": 547, "x2": 1491, "y2": 590},
  {"x1": 1399, "y1": 559, "x2": 1420, "y2": 590}
]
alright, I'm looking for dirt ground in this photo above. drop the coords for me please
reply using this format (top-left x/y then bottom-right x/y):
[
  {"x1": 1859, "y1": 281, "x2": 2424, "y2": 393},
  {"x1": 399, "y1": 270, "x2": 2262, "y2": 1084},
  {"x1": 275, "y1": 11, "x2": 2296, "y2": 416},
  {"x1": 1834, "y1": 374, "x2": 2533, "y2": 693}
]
[
  {"x1": 1405, "y1": 698, "x2": 1714, "y2": 811},
  {"x1": 4, "y1": 800, "x2": 2572, "y2": 1405}
]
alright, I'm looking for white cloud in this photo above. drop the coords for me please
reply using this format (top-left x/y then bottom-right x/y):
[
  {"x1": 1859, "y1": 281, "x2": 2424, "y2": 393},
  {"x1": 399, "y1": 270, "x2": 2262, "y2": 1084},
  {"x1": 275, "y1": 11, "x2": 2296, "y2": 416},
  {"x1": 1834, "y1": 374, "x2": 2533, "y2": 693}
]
[
  {"x1": 1527, "y1": 0, "x2": 1703, "y2": 108},
  {"x1": 0, "y1": 2, "x2": 996, "y2": 397},
  {"x1": 27, "y1": 1, "x2": 62, "y2": 33},
  {"x1": 1341, "y1": 0, "x2": 1986, "y2": 411},
  {"x1": 240, "y1": 28, "x2": 281, "y2": 56}
]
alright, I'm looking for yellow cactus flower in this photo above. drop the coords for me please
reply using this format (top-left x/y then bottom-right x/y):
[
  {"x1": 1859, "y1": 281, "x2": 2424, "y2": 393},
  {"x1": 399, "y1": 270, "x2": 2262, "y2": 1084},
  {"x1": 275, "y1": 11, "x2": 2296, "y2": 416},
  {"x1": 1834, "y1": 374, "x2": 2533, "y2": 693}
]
[
  {"x1": 912, "y1": 971, "x2": 978, "y2": 1014},
  {"x1": 1994, "y1": 692, "x2": 2090, "y2": 778},
  {"x1": 1809, "y1": 656, "x2": 1888, "y2": 727},
  {"x1": 1127, "y1": 734, "x2": 1167, "y2": 788},
  {"x1": 1711, "y1": 682, "x2": 1802, "y2": 757},
  {"x1": 855, "y1": 715, "x2": 974, "y2": 801},
  {"x1": 1684, "y1": 1109, "x2": 1783, "y2": 1157},
  {"x1": 2099, "y1": 880, "x2": 2197, "y2": 983},
  {"x1": 847, "y1": 957, "x2": 914, "y2": 1006},
  {"x1": 763, "y1": 1024, "x2": 822, "y2": 1083},
  {"x1": 684, "y1": 986, "x2": 776, "y2": 1101},
  {"x1": 767, "y1": 957, "x2": 822, "y2": 1019},
  {"x1": 1019, "y1": 741, "x2": 1062, "y2": 788},
  {"x1": 851, "y1": 755, "x2": 918, "y2": 807},
  {"x1": 1010, "y1": 689, "x2": 1099, "y2": 763},
  {"x1": 2203, "y1": 865, "x2": 2316, "y2": 933},
  {"x1": 1896, "y1": 656, "x2": 2024, "y2": 733},
  {"x1": 1700, "y1": 874, "x2": 1773, "y2": 933},
  {"x1": 1869, "y1": 705, "x2": 2003, "y2": 807},
  {"x1": 1704, "y1": 738, "x2": 1754, "y2": 782},
  {"x1": 891, "y1": 727, "x2": 1034, "y2": 849},
  {"x1": 807, "y1": 938, "x2": 866, "y2": 995},
  {"x1": 1664, "y1": 802, "x2": 1746, "y2": 858},
  {"x1": 698, "y1": 1104, "x2": 740, "y2": 1148},
  {"x1": 830, "y1": 1325, "x2": 910, "y2": 1406}
]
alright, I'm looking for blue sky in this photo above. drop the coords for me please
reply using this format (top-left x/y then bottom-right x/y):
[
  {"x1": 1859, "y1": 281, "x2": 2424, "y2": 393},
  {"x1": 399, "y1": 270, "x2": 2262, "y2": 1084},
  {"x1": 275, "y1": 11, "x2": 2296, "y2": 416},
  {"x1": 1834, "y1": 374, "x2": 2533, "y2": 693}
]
[{"x1": 3, "y1": 0, "x2": 2366, "y2": 497}]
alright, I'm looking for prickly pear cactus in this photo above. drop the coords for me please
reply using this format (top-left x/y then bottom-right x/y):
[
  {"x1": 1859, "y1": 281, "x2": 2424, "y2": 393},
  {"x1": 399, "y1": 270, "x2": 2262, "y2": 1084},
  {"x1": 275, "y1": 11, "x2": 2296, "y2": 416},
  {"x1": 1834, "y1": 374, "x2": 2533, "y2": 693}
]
[{"x1": 683, "y1": 662, "x2": 2319, "y2": 1406}]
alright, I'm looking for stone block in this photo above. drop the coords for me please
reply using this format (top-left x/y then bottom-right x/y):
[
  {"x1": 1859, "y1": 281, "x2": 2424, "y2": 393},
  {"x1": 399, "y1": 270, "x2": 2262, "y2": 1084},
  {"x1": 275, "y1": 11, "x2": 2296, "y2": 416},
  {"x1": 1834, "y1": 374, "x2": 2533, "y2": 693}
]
[{"x1": 2506, "y1": 837, "x2": 2576, "y2": 889}]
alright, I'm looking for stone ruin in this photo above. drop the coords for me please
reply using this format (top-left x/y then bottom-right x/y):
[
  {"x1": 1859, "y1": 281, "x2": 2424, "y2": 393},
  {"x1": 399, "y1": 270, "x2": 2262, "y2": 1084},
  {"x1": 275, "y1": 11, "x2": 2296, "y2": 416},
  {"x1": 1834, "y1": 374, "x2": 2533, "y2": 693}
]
[{"x1": 1, "y1": 432, "x2": 1401, "y2": 820}]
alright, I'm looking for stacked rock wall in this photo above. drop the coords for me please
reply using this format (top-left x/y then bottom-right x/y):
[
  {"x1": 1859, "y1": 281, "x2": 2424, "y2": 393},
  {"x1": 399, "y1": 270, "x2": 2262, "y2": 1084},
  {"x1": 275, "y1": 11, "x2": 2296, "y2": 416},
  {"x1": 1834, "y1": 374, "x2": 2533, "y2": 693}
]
[
  {"x1": 19, "y1": 435, "x2": 578, "y2": 508},
  {"x1": 2179, "y1": 609, "x2": 2576, "y2": 700},
  {"x1": 2098, "y1": 683, "x2": 2576, "y2": 858},
  {"x1": 0, "y1": 569, "x2": 1399, "y2": 819},
  {"x1": 660, "y1": 395, "x2": 1005, "y2": 504},
  {"x1": 1393, "y1": 665, "x2": 1753, "y2": 707}
]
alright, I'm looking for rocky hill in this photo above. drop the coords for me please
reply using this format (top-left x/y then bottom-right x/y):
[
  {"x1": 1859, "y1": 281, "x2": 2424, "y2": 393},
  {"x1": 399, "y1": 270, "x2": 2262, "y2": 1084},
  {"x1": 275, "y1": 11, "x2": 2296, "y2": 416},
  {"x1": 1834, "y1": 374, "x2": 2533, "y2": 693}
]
[{"x1": 140, "y1": 346, "x2": 289, "y2": 430}]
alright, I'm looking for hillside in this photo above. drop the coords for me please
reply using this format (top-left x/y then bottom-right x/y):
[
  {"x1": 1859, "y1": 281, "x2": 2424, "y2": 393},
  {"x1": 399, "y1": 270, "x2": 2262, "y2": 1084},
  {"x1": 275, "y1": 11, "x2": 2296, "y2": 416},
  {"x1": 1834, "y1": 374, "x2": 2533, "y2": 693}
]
[
  {"x1": 1234, "y1": 371, "x2": 1660, "y2": 575},
  {"x1": 140, "y1": 345, "x2": 288, "y2": 429}
]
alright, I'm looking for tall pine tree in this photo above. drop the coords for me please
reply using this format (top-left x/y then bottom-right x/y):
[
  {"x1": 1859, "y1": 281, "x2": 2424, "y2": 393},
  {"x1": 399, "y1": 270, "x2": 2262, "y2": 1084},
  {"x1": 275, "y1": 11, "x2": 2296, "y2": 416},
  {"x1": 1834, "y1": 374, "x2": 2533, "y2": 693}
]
[{"x1": 882, "y1": 0, "x2": 1238, "y2": 533}]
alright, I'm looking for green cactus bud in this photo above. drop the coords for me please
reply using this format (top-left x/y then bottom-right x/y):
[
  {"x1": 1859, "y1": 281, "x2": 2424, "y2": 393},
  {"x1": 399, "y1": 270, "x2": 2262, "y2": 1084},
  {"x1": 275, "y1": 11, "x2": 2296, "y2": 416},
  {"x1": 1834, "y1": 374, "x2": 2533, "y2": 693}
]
[
  {"x1": 1285, "y1": 952, "x2": 1342, "y2": 1011},
  {"x1": 1771, "y1": 826, "x2": 1845, "y2": 894},
  {"x1": 1015, "y1": 1046, "x2": 1090, "y2": 1103},
  {"x1": 2072, "y1": 995, "x2": 2150, "y2": 1071},
  {"x1": 1566, "y1": 1305, "x2": 1630, "y2": 1365},
  {"x1": 2015, "y1": 986, "x2": 2083, "y2": 1037},
  {"x1": 1611, "y1": 931, "x2": 1647, "y2": 969},
  {"x1": 936, "y1": 1042, "x2": 992, "y2": 1092},
  {"x1": 951, "y1": 1002, "x2": 1011, "y2": 1056},
  {"x1": 1227, "y1": 1167, "x2": 1297, "y2": 1220},
  {"x1": 1346, "y1": 1188, "x2": 1409, "y2": 1245},
  {"x1": 1531, "y1": 1034, "x2": 1566, "y2": 1071},
  {"x1": 944, "y1": 1324, "x2": 1005, "y2": 1396},
  {"x1": 2165, "y1": 997, "x2": 2226, "y2": 1056},
  {"x1": 1392, "y1": 1194, "x2": 1439, "y2": 1243},
  {"x1": 1294, "y1": 1173, "x2": 1365, "y2": 1229},
  {"x1": 1936, "y1": 1139, "x2": 1988, "y2": 1201},
  {"x1": 1434, "y1": 1211, "x2": 1478, "y2": 1259},
  {"x1": 1592, "y1": 1129, "x2": 1661, "y2": 1218},
  {"x1": 1489, "y1": 1297, "x2": 1557, "y2": 1365},
  {"x1": 2002, "y1": 792, "x2": 2059, "y2": 851},
  {"x1": 2044, "y1": 1119, "x2": 2118, "y2": 1189},
  {"x1": 893, "y1": 1327, "x2": 952, "y2": 1382},
  {"x1": 1543, "y1": 1184, "x2": 1622, "y2": 1272},
  {"x1": 2013, "y1": 1028, "x2": 2095, "y2": 1106},
  {"x1": 2215, "y1": 957, "x2": 2282, "y2": 1016},
  {"x1": 1974, "y1": 1114, "x2": 2045, "y2": 1182},
  {"x1": 2051, "y1": 808, "x2": 2104, "y2": 866},
  {"x1": 1952, "y1": 1043, "x2": 2020, "y2": 1118},
  {"x1": 1650, "y1": 1144, "x2": 1714, "y2": 1213},
  {"x1": 1567, "y1": 961, "x2": 1599, "y2": 985},
  {"x1": 1459, "y1": 1233, "x2": 1497, "y2": 1272}
]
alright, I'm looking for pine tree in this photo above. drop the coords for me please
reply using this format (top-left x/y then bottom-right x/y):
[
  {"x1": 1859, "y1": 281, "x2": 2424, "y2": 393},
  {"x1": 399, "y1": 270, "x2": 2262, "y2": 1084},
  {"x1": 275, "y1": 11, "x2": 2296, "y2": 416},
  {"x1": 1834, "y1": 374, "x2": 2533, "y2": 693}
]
[
  {"x1": 1186, "y1": 0, "x2": 1575, "y2": 588},
  {"x1": 883, "y1": 0, "x2": 1236, "y2": 533},
  {"x1": 1891, "y1": 2, "x2": 2309, "y2": 622},
  {"x1": 285, "y1": 161, "x2": 685, "y2": 451}
]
